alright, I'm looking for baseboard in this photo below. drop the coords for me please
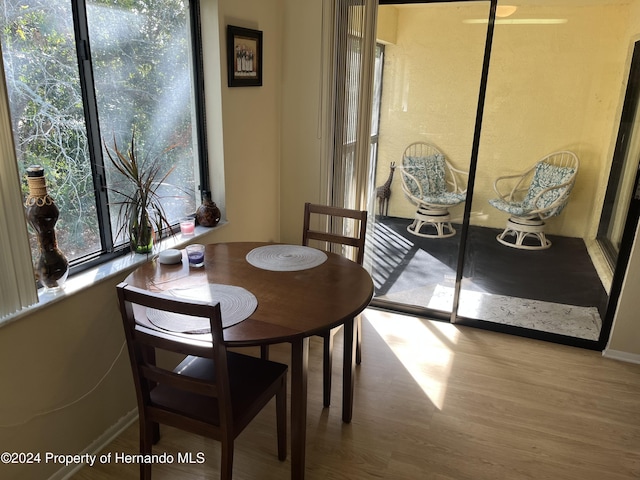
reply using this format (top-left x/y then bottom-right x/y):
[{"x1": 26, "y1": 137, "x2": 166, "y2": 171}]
[
  {"x1": 49, "y1": 408, "x2": 138, "y2": 480},
  {"x1": 602, "y1": 349, "x2": 640, "y2": 364}
]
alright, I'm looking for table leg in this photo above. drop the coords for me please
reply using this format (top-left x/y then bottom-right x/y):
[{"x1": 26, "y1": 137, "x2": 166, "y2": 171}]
[
  {"x1": 342, "y1": 317, "x2": 356, "y2": 423},
  {"x1": 290, "y1": 337, "x2": 309, "y2": 480}
]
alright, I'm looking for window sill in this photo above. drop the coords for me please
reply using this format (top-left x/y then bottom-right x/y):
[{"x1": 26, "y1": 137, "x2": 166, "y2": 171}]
[{"x1": 0, "y1": 221, "x2": 227, "y2": 329}]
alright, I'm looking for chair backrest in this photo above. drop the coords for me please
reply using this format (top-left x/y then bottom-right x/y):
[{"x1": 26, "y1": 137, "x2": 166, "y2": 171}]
[
  {"x1": 401, "y1": 142, "x2": 464, "y2": 198},
  {"x1": 403, "y1": 141, "x2": 441, "y2": 159},
  {"x1": 302, "y1": 203, "x2": 367, "y2": 265},
  {"x1": 523, "y1": 151, "x2": 579, "y2": 218},
  {"x1": 116, "y1": 282, "x2": 232, "y2": 434}
]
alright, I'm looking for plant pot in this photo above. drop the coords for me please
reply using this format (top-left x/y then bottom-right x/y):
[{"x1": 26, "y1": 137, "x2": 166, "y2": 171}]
[{"x1": 129, "y1": 215, "x2": 155, "y2": 254}]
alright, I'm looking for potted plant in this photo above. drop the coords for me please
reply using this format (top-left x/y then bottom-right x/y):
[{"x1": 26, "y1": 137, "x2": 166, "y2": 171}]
[{"x1": 104, "y1": 131, "x2": 175, "y2": 254}]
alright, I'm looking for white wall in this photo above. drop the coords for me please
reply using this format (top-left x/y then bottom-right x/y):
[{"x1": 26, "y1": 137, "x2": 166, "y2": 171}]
[
  {"x1": 212, "y1": 0, "x2": 284, "y2": 243},
  {"x1": 279, "y1": 0, "x2": 328, "y2": 243},
  {"x1": 0, "y1": 1, "x2": 284, "y2": 478}
]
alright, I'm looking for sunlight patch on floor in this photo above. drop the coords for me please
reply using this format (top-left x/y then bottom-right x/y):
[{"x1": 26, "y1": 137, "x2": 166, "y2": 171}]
[
  {"x1": 366, "y1": 309, "x2": 459, "y2": 410},
  {"x1": 427, "y1": 283, "x2": 455, "y2": 311},
  {"x1": 428, "y1": 284, "x2": 487, "y2": 317},
  {"x1": 419, "y1": 284, "x2": 602, "y2": 340}
]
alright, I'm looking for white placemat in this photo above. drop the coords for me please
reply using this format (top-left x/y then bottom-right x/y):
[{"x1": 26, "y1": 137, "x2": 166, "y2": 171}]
[
  {"x1": 246, "y1": 244, "x2": 328, "y2": 271},
  {"x1": 146, "y1": 284, "x2": 257, "y2": 334}
]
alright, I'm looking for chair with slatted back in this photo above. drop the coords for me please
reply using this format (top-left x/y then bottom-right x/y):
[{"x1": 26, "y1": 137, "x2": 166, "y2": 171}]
[
  {"x1": 116, "y1": 282, "x2": 288, "y2": 480},
  {"x1": 302, "y1": 202, "x2": 367, "y2": 407}
]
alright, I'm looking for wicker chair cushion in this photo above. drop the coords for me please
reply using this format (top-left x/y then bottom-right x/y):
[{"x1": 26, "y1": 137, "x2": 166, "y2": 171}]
[
  {"x1": 404, "y1": 154, "x2": 446, "y2": 196},
  {"x1": 489, "y1": 163, "x2": 576, "y2": 216}
]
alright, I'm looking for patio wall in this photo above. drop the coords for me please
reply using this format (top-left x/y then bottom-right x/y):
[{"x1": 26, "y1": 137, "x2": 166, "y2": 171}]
[{"x1": 375, "y1": 3, "x2": 631, "y2": 239}]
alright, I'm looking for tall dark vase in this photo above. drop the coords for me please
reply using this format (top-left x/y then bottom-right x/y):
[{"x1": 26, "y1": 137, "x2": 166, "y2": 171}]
[
  {"x1": 196, "y1": 191, "x2": 221, "y2": 227},
  {"x1": 24, "y1": 165, "x2": 69, "y2": 290}
]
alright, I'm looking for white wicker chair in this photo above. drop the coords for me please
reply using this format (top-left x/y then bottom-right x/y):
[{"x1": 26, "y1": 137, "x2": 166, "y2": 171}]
[
  {"x1": 489, "y1": 151, "x2": 579, "y2": 250},
  {"x1": 400, "y1": 142, "x2": 468, "y2": 238}
]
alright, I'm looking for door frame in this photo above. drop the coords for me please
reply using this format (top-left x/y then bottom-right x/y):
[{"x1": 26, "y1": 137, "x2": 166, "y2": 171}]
[
  {"x1": 598, "y1": 40, "x2": 640, "y2": 348},
  {"x1": 370, "y1": 0, "x2": 630, "y2": 351}
]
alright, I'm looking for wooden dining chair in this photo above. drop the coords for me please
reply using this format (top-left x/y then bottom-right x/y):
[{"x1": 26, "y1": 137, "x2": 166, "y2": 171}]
[
  {"x1": 302, "y1": 202, "x2": 367, "y2": 407},
  {"x1": 116, "y1": 282, "x2": 288, "y2": 480}
]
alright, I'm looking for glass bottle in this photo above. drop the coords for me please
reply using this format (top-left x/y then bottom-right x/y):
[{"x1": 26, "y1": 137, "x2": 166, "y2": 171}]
[{"x1": 24, "y1": 165, "x2": 69, "y2": 290}]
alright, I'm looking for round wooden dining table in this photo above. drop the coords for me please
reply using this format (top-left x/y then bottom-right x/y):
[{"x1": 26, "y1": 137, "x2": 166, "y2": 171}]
[{"x1": 124, "y1": 242, "x2": 374, "y2": 480}]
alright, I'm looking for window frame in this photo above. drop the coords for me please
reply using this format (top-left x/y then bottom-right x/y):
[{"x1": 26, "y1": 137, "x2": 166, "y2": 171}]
[
  {"x1": 2, "y1": 0, "x2": 210, "y2": 277},
  {"x1": 73, "y1": 0, "x2": 209, "y2": 275}
]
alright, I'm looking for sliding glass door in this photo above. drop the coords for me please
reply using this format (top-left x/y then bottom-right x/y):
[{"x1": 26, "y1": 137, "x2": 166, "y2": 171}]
[
  {"x1": 598, "y1": 42, "x2": 640, "y2": 274},
  {"x1": 368, "y1": 0, "x2": 636, "y2": 349},
  {"x1": 370, "y1": 1, "x2": 488, "y2": 317},
  {"x1": 455, "y1": 0, "x2": 620, "y2": 346}
]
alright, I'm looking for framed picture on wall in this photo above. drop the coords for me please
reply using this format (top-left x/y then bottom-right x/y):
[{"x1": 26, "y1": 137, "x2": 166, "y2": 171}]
[{"x1": 226, "y1": 25, "x2": 263, "y2": 87}]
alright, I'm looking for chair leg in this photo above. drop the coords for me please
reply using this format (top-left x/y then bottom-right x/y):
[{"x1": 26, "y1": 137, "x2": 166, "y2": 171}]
[
  {"x1": 496, "y1": 216, "x2": 552, "y2": 250},
  {"x1": 260, "y1": 344, "x2": 270, "y2": 360},
  {"x1": 324, "y1": 322, "x2": 359, "y2": 406},
  {"x1": 355, "y1": 316, "x2": 362, "y2": 365},
  {"x1": 276, "y1": 377, "x2": 287, "y2": 461},
  {"x1": 140, "y1": 420, "x2": 153, "y2": 480},
  {"x1": 152, "y1": 422, "x2": 160, "y2": 444},
  {"x1": 220, "y1": 440, "x2": 234, "y2": 480},
  {"x1": 408, "y1": 206, "x2": 456, "y2": 238},
  {"x1": 323, "y1": 330, "x2": 334, "y2": 407}
]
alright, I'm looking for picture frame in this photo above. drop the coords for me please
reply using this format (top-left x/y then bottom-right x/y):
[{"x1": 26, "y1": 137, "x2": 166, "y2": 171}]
[{"x1": 226, "y1": 25, "x2": 263, "y2": 87}]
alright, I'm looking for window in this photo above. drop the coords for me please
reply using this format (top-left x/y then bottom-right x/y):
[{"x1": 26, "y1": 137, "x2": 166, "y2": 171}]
[{"x1": 0, "y1": 0, "x2": 207, "y2": 271}]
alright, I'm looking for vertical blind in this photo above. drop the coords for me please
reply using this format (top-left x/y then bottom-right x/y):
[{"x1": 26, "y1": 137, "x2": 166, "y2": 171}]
[
  {"x1": 330, "y1": 0, "x2": 378, "y2": 213},
  {"x1": 0, "y1": 54, "x2": 38, "y2": 319},
  {"x1": 324, "y1": 0, "x2": 378, "y2": 262}
]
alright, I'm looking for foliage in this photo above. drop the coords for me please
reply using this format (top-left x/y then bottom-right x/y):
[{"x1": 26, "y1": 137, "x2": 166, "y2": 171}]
[
  {"x1": 0, "y1": 0, "x2": 198, "y2": 261},
  {"x1": 103, "y1": 130, "x2": 177, "y2": 252},
  {"x1": 2, "y1": 1, "x2": 98, "y2": 258}
]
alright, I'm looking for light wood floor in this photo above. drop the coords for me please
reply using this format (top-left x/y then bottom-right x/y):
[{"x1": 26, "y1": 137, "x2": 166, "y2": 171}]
[{"x1": 72, "y1": 308, "x2": 640, "y2": 480}]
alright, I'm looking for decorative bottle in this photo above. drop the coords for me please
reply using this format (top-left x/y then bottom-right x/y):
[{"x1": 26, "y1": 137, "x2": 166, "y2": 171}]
[
  {"x1": 24, "y1": 165, "x2": 69, "y2": 290},
  {"x1": 195, "y1": 191, "x2": 221, "y2": 227}
]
